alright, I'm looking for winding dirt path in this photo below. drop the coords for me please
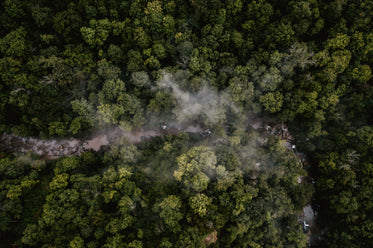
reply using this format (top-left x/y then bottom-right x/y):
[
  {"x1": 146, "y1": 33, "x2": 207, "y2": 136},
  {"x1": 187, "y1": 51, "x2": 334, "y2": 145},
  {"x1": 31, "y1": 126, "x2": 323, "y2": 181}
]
[{"x1": 0, "y1": 124, "x2": 203, "y2": 159}]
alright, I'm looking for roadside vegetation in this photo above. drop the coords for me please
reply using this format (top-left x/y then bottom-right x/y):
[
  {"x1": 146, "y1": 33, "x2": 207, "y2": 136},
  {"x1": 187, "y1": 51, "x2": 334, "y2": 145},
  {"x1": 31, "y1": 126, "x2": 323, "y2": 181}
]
[{"x1": 0, "y1": 1, "x2": 372, "y2": 247}]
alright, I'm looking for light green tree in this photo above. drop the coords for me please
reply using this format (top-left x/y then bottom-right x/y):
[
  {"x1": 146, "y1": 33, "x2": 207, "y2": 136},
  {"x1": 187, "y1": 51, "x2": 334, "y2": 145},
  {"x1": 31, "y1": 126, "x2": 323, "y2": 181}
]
[
  {"x1": 189, "y1": 193, "x2": 212, "y2": 217},
  {"x1": 81, "y1": 19, "x2": 111, "y2": 47},
  {"x1": 154, "y1": 195, "x2": 183, "y2": 231},
  {"x1": 174, "y1": 146, "x2": 217, "y2": 192},
  {"x1": 259, "y1": 91, "x2": 284, "y2": 113}
]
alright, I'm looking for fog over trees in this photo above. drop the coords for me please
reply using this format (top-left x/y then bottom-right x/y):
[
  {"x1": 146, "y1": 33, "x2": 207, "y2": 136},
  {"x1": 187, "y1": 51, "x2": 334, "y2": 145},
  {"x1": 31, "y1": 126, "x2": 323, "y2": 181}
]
[{"x1": 0, "y1": 1, "x2": 372, "y2": 247}]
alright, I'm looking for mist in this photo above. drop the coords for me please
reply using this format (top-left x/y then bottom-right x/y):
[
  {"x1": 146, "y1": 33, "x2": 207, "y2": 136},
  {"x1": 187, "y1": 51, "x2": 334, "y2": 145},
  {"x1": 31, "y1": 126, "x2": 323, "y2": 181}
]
[
  {"x1": 1, "y1": 43, "x2": 315, "y2": 162},
  {"x1": 156, "y1": 73, "x2": 236, "y2": 127}
]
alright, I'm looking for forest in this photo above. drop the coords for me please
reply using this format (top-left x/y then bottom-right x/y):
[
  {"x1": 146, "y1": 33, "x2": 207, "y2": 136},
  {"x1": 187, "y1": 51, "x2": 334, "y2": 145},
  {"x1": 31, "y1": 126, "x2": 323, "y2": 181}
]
[{"x1": 0, "y1": 0, "x2": 372, "y2": 247}]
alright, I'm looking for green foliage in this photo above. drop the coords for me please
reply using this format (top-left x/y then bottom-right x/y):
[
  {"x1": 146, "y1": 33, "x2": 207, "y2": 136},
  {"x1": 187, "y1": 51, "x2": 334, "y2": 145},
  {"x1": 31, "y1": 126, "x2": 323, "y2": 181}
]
[
  {"x1": 0, "y1": 127, "x2": 313, "y2": 247},
  {"x1": 107, "y1": 44, "x2": 123, "y2": 64},
  {"x1": 81, "y1": 19, "x2": 111, "y2": 47},
  {"x1": 0, "y1": 27, "x2": 28, "y2": 57},
  {"x1": 50, "y1": 173, "x2": 69, "y2": 190},
  {"x1": 351, "y1": 64, "x2": 372, "y2": 84},
  {"x1": 259, "y1": 91, "x2": 284, "y2": 113},
  {"x1": 1, "y1": 0, "x2": 373, "y2": 247},
  {"x1": 174, "y1": 146, "x2": 216, "y2": 192},
  {"x1": 52, "y1": 3, "x2": 82, "y2": 42},
  {"x1": 70, "y1": 235, "x2": 84, "y2": 248},
  {"x1": 326, "y1": 33, "x2": 351, "y2": 50},
  {"x1": 54, "y1": 157, "x2": 80, "y2": 175},
  {"x1": 154, "y1": 195, "x2": 183, "y2": 231},
  {"x1": 49, "y1": 121, "x2": 68, "y2": 137},
  {"x1": 189, "y1": 193, "x2": 212, "y2": 217}
]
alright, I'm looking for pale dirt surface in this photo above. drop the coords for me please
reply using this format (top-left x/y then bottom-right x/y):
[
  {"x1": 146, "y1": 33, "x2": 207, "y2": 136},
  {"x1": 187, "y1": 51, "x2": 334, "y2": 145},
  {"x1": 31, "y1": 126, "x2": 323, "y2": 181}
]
[
  {"x1": 83, "y1": 134, "x2": 109, "y2": 151},
  {"x1": 300, "y1": 204, "x2": 319, "y2": 244},
  {"x1": 2, "y1": 119, "x2": 289, "y2": 158},
  {"x1": 304, "y1": 205, "x2": 315, "y2": 226},
  {"x1": 0, "y1": 124, "x2": 203, "y2": 159},
  {"x1": 1, "y1": 134, "x2": 84, "y2": 158}
]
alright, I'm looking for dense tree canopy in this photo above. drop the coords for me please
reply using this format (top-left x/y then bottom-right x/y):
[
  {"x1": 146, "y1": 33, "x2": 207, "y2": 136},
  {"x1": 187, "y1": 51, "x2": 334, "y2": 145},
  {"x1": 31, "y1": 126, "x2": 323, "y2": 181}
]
[{"x1": 0, "y1": 0, "x2": 372, "y2": 247}]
